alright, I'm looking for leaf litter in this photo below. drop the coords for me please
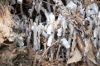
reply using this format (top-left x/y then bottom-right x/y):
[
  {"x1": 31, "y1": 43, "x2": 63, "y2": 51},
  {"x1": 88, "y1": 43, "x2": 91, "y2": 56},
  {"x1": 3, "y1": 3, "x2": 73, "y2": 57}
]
[{"x1": 0, "y1": 0, "x2": 100, "y2": 66}]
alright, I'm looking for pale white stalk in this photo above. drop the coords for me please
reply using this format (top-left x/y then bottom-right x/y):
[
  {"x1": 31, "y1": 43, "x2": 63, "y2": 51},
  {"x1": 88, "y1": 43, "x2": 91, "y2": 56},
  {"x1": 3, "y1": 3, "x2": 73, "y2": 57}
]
[
  {"x1": 96, "y1": 49, "x2": 100, "y2": 64},
  {"x1": 49, "y1": 12, "x2": 55, "y2": 23},
  {"x1": 47, "y1": 32, "x2": 55, "y2": 60},
  {"x1": 81, "y1": 30, "x2": 85, "y2": 38},
  {"x1": 50, "y1": 46, "x2": 54, "y2": 61},
  {"x1": 86, "y1": 3, "x2": 98, "y2": 17},
  {"x1": 47, "y1": 24, "x2": 55, "y2": 35},
  {"x1": 39, "y1": 15, "x2": 41, "y2": 23},
  {"x1": 91, "y1": 0, "x2": 94, "y2": 1},
  {"x1": 57, "y1": 14, "x2": 62, "y2": 23},
  {"x1": 21, "y1": 21, "x2": 24, "y2": 32},
  {"x1": 77, "y1": 2, "x2": 85, "y2": 18},
  {"x1": 68, "y1": 38, "x2": 71, "y2": 46},
  {"x1": 27, "y1": 25, "x2": 31, "y2": 47},
  {"x1": 40, "y1": 9, "x2": 55, "y2": 30},
  {"x1": 98, "y1": 11, "x2": 100, "y2": 20},
  {"x1": 61, "y1": 38, "x2": 70, "y2": 49},
  {"x1": 85, "y1": 17, "x2": 94, "y2": 27},
  {"x1": 17, "y1": 36, "x2": 24, "y2": 47},
  {"x1": 66, "y1": 1, "x2": 77, "y2": 13},
  {"x1": 31, "y1": 24, "x2": 34, "y2": 31},
  {"x1": 41, "y1": 7, "x2": 49, "y2": 22},
  {"x1": 66, "y1": 48, "x2": 70, "y2": 57},
  {"x1": 73, "y1": 0, "x2": 81, "y2": 4},
  {"x1": 80, "y1": 8, "x2": 85, "y2": 18},
  {"x1": 77, "y1": 2, "x2": 82, "y2": 9},
  {"x1": 53, "y1": 0, "x2": 70, "y2": 17},
  {"x1": 69, "y1": 24, "x2": 74, "y2": 35},
  {"x1": 42, "y1": 31, "x2": 48, "y2": 38},
  {"x1": 67, "y1": 37, "x2": 72, "y2": 57},
  {"x1": 93, "y1": 38, "x2": 98, "y2": 48},
  {"x1": 17, "y1": 0, "x2": 24, "y2": 18},
  {"x1": 38, "y1": 23, "x2": 44, "y2": 33},
  {"x1": 8, "y1": 34, "x2": 16, "y2": 42},
  {"x1": 66, "y1": 0, "x2": 70, "y2": 4},
  {"x1": 35, "y1": 1, "x2": 42, "y2": 13},
  {"x1": 91, "y1": 15, "x2": 98, "y2": 25},
  {"x1": 29, "y1": 1, "x2": 35, "y2": 18},
  {"x1": 97, "y1": 52, "x2": 100, "y2": 64},
  {"x1": 37, "y1": 23, "x2": 45, "y2": 50},
  {"x1": 61, "y1": 17, "x2": 67, "y2": 36},
  {"x1": 99, "y1": 40, "x2": 100, "y2": 49},
  {"x1": 56, "y1": 44, "x2": 61, "y2": 58},
  {"x1": 56, "y1": 27, "x2": 62, "y2": 58},
  {"x1": 93, "y1": 27, "x2": 99, "y2": 38},
  {"x1": 10, "y1": 0, "x2": 16, "y2": 5},
  {"x1": 57, "y1": 28, "x2": 62, "y2": 37},
  {"x1": 98, "y1": 32, "x2": 100, "y2": 48},
  {"x1": 17, "y1": 0, "x2": 24, "y2": 34},
  {"x1": 62, "y1": 17, "x2": 67, "y2": 29},
  {"x1": 37, "y1": 26, "x2": 40, "y2": 51},
  {"x1": 46, "y1": 11, "x2": 55, "y2": 60},
  {"x1": 17, "y1": 0, "x2": 23, "y2": 4},
  {"x1": 33, "y1": 23, "x2": 38, "y2": 52},
  {"x1": 35, "y1": 1, "x2": 42, "y2": 23},
  {"x1": 47, "y1": 33, "x2": 54, "y2": 46},
  {"x1": 35, "y1": 15, "x2": 39, "y2": 24},
  {"x1": 47, "y1": 0, "x2": 51, "y2": 12},
  {"x1": 53, "y1": 5, "x2": 56, "y2": 15}
]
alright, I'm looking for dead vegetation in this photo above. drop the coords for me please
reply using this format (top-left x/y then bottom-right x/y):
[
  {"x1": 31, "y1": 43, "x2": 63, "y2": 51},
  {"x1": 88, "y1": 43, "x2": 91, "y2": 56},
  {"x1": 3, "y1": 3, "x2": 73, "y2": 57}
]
[{"x1": 0, "y1": 2, "x2": 14, "y2": 46}]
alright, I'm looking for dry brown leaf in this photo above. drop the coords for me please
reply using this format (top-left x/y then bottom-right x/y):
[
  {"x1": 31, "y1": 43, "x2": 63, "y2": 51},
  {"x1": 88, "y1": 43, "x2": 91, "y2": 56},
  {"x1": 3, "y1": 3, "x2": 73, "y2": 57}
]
[
  {"x1": 67, "y1": 48, "x2": 82, "y2": 64},
  {"x1": 76, "y1": 34, "x2": 85, "y2": 55},
  {"x1": 48, "y1": 21, "x2": 60, "y2": 28},
  {"x1": 19, "y1": 33, "x2": 26, "y2": 37},
  {"x1": 1, "y1": 51, "x2": 17, "y2": 63},
  {"x1": 84, "y1": 39, "x2": 97, "y2": 65},
  {"x1": 41, "y1": 60, "x2": 53, "y2": 66},
  {"x1": 85, "y1": 25, "x2": 92, "y2": 36},
  {"x1": 0, "y1": 4, "x2": 14, "y2": 46},
  {"x1": 0, "y1": 37, "x2": 5, "y2": 46},
  {"x1": 71, "y1": 42, "x2": 77, "y2": 53},
  {"x1": 73, "y1": 14, "x2": 83, "y2": 25}
]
